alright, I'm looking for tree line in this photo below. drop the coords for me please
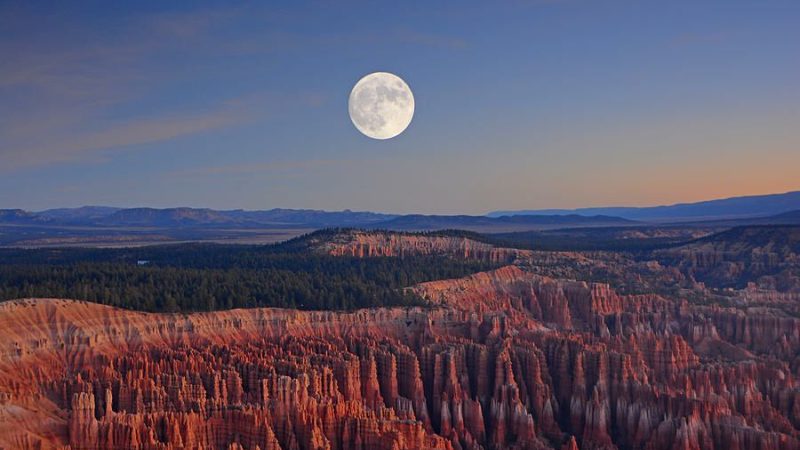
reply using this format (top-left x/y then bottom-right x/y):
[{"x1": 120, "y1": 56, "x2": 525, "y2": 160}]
[{"x1": 0, "y1": 240, "x2": 499, "y2": 312}]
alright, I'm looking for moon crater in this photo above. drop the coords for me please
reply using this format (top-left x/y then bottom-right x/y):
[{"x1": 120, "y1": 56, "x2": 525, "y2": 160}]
[{"x1": 349, "y1": 72, "x2": 414, "y2": 140}]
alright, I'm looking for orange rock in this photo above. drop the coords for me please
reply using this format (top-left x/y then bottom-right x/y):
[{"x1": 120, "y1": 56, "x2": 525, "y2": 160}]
[{"x1": 1, "y1": 255, "x2": 800, "y2": 450}]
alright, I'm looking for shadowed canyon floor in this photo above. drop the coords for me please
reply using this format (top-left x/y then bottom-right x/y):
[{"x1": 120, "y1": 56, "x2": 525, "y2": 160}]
[{"x1": 1, "y1": 230, "x2": 799, "y2": 449}]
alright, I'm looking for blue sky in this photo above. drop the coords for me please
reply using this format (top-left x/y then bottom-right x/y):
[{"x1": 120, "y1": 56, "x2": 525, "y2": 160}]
[{"x1": 1, "y1": 1, "x2": 798, "y2": 214}]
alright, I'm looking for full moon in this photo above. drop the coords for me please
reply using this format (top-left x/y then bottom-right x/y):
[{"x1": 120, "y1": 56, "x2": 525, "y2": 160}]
[{"x1": 348, "y1": 72, "x2": 414, "y2": 140}]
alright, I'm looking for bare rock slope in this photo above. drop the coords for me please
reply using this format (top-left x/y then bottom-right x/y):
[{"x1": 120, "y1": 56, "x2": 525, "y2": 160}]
[{"x1": 1, "y1": 231, "x2": 799, "y2": 449}]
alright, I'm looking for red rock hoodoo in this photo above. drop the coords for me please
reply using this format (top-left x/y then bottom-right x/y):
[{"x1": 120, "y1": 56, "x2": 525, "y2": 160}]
[{"x1": 1, "y1": 233, "x2": 799, "y2": 449}]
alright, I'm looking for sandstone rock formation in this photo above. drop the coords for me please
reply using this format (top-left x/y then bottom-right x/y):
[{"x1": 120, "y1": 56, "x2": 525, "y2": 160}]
[
  {"x1": 1, "y1": 232, "x2": 799, "y2": 449},
  {"x1": 317, "y1": 230, "x2": 527, "y2": 263}
]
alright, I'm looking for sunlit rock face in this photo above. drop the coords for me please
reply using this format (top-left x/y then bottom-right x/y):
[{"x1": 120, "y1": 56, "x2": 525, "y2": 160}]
[
  {"x1": 317, "y1": 229, "x2": 527, "y2": 263},
  {"x1": 1, "y1": 232, "x2": 800, "y2": 449}
]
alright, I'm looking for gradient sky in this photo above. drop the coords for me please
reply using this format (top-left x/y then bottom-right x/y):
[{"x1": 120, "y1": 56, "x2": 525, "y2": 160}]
[{"x1": 1, "y1": 1, "x2": 798, "y2": 214}]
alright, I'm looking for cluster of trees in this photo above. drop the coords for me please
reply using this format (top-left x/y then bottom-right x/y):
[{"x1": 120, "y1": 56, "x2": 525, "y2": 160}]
[
  {"x1": 0, "y1": 240, "x2": 499, "y2": 312},
  {"x1": 489, "y1": 229, "x2": 691, "y2": 252}
]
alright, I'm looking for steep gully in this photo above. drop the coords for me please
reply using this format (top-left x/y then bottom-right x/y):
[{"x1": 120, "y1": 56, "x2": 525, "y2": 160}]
[{"x1": 0, "y1": 232, "x2": 798, "y2": 449}]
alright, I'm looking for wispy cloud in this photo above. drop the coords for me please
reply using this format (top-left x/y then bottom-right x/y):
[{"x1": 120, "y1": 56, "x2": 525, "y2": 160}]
[
  {"x1": 0, "y1": 97, "x2": 255, "y2": 171},
  {"x1": 0, "y1": 3, "x2": 455, "y2": 172},
  {"x1": 0, "y1": 5, "x2": 318, "y2": 171}
]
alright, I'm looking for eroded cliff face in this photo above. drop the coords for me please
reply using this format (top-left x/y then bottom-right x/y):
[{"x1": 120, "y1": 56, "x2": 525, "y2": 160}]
[
  {"x1": 317, "y1": 230, "x2": 527, "y2": 264},
  {"x1": 654, "y1": 226, "x2": 800, "y2": 292},
  {"x1": 1, "y1": 235, "x2": 800, "y2": 449}
]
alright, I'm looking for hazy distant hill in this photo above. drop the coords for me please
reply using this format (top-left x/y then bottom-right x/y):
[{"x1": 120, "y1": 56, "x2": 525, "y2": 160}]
[
  {"x1": 94, "y1": 208, "x2": 238, "y2": 227},
  {"x1": 668, "y1": 209, "x2": 800, "y2": 227},
  {"x1": 371, "y1": 214, "x2": 636, "y2": 232},
  {"x1": 2, "y1": 207, "x2": 396, "y2": 229},
  {"x1": 767, "y1": 209, "x2": 800, "y2": 223},
  {"x1": 3, "y1": 207, "x2": 633, "y2": 231},
  {"x1": 38, "y1": 206, "x2": 122, "y2": 222},
  {"x1": 224, "y1": 208, "x2": 397, "y2": 227},
  {"x1": 489, "y1": 191, "x2": 800, "y2": 222},
  {"x1": 95, "y1": 208, "x2": 396, "y2": 228},
  {"x1": 2, "y1": 195, "x2": 799, "y2": 247},
  {"x1": 0, "y1": 209, "x2": 39, "y2": 223}
]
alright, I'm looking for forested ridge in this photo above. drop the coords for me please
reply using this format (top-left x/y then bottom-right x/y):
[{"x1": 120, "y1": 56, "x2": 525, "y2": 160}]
[{"x1": 0, "y1": 231, "x2": 500, "y2": 312}]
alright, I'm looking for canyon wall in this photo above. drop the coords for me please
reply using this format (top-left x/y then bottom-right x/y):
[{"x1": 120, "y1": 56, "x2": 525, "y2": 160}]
[
  {"x1": 1, "y1": 231, "x2": 799, "y2": 449},
  {"x1": 318, "y1": 230, "x2": 527, "y2": 263}
]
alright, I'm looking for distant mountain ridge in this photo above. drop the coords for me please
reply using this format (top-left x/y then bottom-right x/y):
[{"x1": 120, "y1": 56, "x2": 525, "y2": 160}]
[
  {"x1": 2, "y1": 191, "x2": 799, "y2": 235},
  {"x1": 372, "y1": 213, "x2": 636, "y2": 232},
  {"x1": 489, "y1": 191, "x2": 800, "y2": 222},
  {"x1": 770, "y1": 209, "x2": 800, "y2": 221},
  {"x1": 0, "y1": 206, "x2": 633, "y2": 231},
  {"x1": 38, "y1": 206, "x2": 123, "y2": 221},
  {"x1": 0, "y1": 209, "x2": 38, "y2": 223},
  {"x1": 0, "y1": 207, "x2": 398, "y2": 228}
]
